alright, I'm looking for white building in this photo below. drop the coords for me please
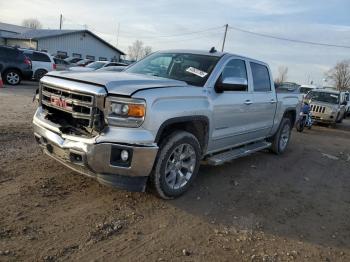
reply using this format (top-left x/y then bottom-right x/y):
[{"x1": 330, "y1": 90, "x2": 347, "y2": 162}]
[{"x1": 0, "y1": 22, "x2": 125, "y2": 61}]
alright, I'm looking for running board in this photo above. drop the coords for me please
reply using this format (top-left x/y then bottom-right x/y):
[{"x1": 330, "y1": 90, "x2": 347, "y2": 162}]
[{"x1": 205, "y1": 141, "x2": 271, "y2": 166}]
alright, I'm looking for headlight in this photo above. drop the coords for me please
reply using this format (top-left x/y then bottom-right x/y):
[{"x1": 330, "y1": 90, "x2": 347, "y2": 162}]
[{"x1": 105, "y1": 97, "x2": 146, "y2": 127}]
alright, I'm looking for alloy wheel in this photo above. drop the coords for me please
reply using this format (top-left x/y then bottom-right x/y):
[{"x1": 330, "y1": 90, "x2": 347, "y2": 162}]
[{"x1": 164, "y1": 143, "x2": 196, "y2": 190}]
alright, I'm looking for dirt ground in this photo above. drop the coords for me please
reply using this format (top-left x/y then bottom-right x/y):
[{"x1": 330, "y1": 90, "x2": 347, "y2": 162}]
[{"x1": 0, "y1": 82, "x2": 350, "y2": 262}]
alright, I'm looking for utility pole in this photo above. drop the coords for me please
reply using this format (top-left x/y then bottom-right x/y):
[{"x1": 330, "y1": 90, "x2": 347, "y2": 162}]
[
  {"x1": 221, "y1": 24, "x2": 228, "y2": 52},
  {"x1": 59, "y1": 14, "x2": 63, "y2": 30},
  {"x1": 116, "y1": 23, "x2": 120, "y2": 47}
]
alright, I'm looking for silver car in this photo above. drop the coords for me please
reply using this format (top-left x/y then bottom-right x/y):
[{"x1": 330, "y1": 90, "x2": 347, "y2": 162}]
[{"x1": 305, "y1": 89, "x2": 347, "y2": 124}]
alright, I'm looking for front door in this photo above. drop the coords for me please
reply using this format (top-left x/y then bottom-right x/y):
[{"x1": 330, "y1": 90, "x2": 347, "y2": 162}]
[{"x1": 209, "y1": 58, "x2": 257, "y2": 152}]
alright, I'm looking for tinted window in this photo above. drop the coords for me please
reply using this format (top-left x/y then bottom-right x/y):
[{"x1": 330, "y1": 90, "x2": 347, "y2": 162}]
[
  {"x1": 33, "y1": 52, "x2": 51, "y2": 62},
  {"x1": 250, "y1": 62, "x2": 271, "y2": 92},
  {"x1": 0, "y1": 47, "x2": 19, "y2": 58}
]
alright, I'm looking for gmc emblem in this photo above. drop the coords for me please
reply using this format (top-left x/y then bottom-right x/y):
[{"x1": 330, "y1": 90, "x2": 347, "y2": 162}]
[{"x1": 50, "y1": 96, "x2": 68, "y2": 109}]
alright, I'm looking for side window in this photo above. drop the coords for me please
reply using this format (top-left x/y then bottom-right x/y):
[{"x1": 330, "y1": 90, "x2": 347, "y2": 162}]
[
  {"x1": 33, "y1": 52, "x2": 51, "y2": 62},
  {"x1": 72, "y1": 53, "x2": 81, "y2": 58},
  {"x1": 222, "y1": 59, "x2": 247, "y2": 79},
  {"x1": 250, "y1": 62, "x2": 271, "y2": 92},
  {"x1": 221, "y1": 59, "x2": 248, "y2": 91}
]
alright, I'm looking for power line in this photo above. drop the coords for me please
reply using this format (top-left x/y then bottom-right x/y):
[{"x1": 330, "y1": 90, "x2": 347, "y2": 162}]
[
  {"x1": 119, "y1": 25, "x2": 225, "y2": 39},
  {"x1": 228, "y1": 25, "x2": 350, "y2": 49}
]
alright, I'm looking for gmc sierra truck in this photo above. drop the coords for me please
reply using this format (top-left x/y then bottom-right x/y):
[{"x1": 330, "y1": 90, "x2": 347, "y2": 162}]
[{"x1": 33, "y1": 49, "x2": 301, "y2": 199}]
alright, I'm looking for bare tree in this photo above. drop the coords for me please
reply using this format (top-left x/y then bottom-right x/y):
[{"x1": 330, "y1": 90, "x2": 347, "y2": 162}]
[
  {"x1": 22, "y1": 18, "x2": 42, "y2": 29},
  {"x1": 326, "y1": 60, "x2": 350, "y2": 91},
  {"x1": 143, "y1": 46, "x2": 152, "y2": 57},
  {"x1": 275, "y1": 66, "x2": 288, "y2": 84},
  {"x1": 127, "y1": 40, "x2": 152, "y2": 61}
]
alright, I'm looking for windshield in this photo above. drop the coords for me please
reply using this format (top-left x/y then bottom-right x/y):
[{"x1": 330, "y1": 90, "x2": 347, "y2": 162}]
[
  {"x1": 306, "y1": 91, "x2": 340, "y2": 104},
  {"x1": 86, "y1": 61, "x2": 106, "y2": 69},
  {"x1": 125, "y1": 52, "x2": 221, "y2": 86},
  {"x1": 300, "y1": 87, "x2": 313, "y2": 94}
]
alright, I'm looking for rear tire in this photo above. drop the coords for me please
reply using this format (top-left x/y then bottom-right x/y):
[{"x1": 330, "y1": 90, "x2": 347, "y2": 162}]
[
  {"x1": 4, "y1": 69, "x2": 21, "y2": 85},
  {"x1": 270, "y1": 118, "x2": 292, "y2": 155},
  {"x1": 34, "y1": 69, "x2": 47, "y2": 81},
  {"x1": 149, "y1": 131, "x2": 201, "y2": 199}
]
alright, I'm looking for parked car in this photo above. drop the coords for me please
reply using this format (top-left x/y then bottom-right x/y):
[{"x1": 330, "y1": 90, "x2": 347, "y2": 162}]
[
  {"x1": 299, "y1": 84, "x2": 319, "y2": 98},
  {"x1": 64, "y1": 57, "x2": 83, "y2": 65},
  {"x1": 69, "y1": 61, "x2": 127, "y2": 72},
  {"x1": 0, "y1": 46, "x2": 33, "y2": 85},
  {"x1": 53, "y1": 58, "x2": 72, "y2": 71},
  {"x1": 76, "y1": 59, "x2": 94, "y2": 67},
  {"x1": 96, "y1": 66, "x2": 127, "y2": 72},
  {"x1": 33, "y1": 49, "x2": 300, "y2": 199},
  {"x1": 21, "y1": 49, "x2": 56, "y2": 80},
  {"x1": 305, "y1": 89, "x2": 347, "y2": 124}
]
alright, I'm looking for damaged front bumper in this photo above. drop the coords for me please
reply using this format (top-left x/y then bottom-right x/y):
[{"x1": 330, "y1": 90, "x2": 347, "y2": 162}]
[{"x1": 33, "y1": 107, "x2": 158, "y2": 192}]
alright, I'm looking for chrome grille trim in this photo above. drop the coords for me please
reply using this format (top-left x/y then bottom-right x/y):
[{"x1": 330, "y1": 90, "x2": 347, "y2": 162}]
[{"x1": 41, "y1": 83, "x2": 96, "y2": 126}]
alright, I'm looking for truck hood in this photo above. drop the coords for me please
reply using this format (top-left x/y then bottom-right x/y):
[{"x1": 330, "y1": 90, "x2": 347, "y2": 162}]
[{"x1": 46, "y1": 71, "x2": 187, "y2": 96}]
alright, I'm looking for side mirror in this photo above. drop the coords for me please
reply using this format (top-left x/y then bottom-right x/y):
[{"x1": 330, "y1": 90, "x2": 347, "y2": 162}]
[{"x1": 215, "y1": 76, "x2": 248, "y2": 92}]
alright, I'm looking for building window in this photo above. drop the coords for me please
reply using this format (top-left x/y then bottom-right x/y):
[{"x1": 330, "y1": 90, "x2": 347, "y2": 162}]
[
  {"x1": 86, "y1": 55, "x2": 95, "y2": 60},
  {"x1": 72, "y1": 53, "x2": 82, "y2": 58},
  {"x1": 56, "y1": 51, "x2": 68, "y2": 59},
  {"x1": 99, "y1": 57, "x2": 107, "y2": 61}
]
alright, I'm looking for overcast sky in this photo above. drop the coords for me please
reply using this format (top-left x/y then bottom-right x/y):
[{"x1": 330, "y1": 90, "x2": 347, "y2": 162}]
[{"x1": 1, "y1": 0, "x2": 350, "y2": 85}]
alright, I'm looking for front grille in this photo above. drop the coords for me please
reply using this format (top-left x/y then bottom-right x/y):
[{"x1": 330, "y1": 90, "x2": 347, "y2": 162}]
[
  {"x1": 41, "y1": 84, "x2": 95, "y2": 128},
  {"x1": 310, "y1": 104, "x2": 326, "y2": 114}
]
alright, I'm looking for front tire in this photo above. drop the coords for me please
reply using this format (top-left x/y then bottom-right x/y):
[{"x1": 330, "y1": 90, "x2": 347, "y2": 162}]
[
  {"x1": 270, "y1": 118, "x2": 292, "y2": 155},
  {"x1": 150, "y1": 131, "x2": 201, "y2": 199},
  {"x1": 4, "y1": 69, "x2": 21, "y2": 85}
]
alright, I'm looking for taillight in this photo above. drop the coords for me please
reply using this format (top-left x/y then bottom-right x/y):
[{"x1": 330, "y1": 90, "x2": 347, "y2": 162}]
[
  {"x1": 53, "y1": 64, "x2": 57, "y2": 70},
  {"x1": 24, "y1": 57, "x2": 32, "y2": 68}
]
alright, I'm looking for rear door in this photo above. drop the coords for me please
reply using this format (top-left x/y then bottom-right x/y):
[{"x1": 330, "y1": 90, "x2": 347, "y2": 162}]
[{"x1": 249, "y1": 61, "x2": 276, "y2": 138}]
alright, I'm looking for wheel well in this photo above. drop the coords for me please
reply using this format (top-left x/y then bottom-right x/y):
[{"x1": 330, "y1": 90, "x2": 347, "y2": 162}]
[
  {"x1": 283, "y1": 110, "x2": 296, "y2": 125},
  {"x1": 155, "y1": 117, "x2": 209, "y2": 154},
  {"x1": 3, "y1": 68, "x2": 22, "y2": 77}
]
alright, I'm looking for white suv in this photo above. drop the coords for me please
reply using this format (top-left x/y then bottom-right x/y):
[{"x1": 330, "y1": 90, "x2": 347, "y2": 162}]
[{"x1": 21, "y1": 49, "x2": 56, "y2": 80}]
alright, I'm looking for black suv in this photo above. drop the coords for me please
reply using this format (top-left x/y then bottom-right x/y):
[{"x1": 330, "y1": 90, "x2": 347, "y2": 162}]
[{"x1": 0, "y1": 46, "x2": 33, "y2": 85}]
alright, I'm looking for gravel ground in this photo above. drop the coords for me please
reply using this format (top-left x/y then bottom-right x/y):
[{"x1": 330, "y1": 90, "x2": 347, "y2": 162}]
[{"x1": 0, "y1": 82, "x2": 350, "y2": 262}]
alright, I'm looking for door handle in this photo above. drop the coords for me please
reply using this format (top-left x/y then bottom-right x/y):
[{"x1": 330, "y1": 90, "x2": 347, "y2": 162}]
[
  {"x1": 270, "y1": 99, "x2": 277, "y2": 104},
  {"x1": 244, "y1": 100, "x2": 253, "y2": 105}
]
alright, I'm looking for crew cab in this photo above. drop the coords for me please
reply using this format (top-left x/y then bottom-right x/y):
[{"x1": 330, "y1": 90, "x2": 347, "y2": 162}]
[{"x1": 33, "y1": 49, "x2": 300, "y2": 199}]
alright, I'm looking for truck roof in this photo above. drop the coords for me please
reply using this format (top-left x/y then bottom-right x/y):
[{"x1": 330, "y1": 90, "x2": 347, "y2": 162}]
[{"x1": 158, "y1": 49, "x2": 267, "y2": 65}]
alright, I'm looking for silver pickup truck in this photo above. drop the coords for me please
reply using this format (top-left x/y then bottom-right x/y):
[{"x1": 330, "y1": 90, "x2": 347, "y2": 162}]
[{"x1": 33, "y1": 49, "x2": 300, "y2": 199}]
